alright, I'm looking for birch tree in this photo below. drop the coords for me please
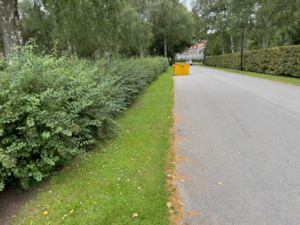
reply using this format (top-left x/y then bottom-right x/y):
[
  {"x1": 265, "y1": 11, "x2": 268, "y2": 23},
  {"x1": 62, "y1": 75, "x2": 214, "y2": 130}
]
[{"x1": 0, "y1": 0, "x2": 23, "y2": 63}]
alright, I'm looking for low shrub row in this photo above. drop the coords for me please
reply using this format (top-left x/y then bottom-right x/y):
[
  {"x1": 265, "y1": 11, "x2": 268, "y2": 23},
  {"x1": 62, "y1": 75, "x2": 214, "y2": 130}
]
[
  {"x1": 205, "y1": 45, "x2": 300, "y2": 78},
  {"x1": 0, "y1": 46, "x2": 168, "y2": 190}
]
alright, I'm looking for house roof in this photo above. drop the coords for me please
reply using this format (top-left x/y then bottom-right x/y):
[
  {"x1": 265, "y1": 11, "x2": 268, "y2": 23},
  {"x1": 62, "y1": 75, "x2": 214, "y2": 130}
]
[{"x1": 190, "y1": 42, "x2": 206, "y2": 50}]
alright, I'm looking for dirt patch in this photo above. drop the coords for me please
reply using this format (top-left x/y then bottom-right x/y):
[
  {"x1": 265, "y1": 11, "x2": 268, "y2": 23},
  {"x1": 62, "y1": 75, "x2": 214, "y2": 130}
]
[
  {"x1": 0, "y1": 183, "x2": 47, "y2": 225},
  {"x1": 186, "y1": 210, "x2": 201, "y2": 217},
  {"x1": 167, "y1": 112, "x2": 184, "y2": 225}
]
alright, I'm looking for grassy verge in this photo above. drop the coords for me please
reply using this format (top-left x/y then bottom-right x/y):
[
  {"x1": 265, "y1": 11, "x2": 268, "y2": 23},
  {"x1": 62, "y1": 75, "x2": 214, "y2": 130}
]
[
  {"x1": 202, "y1": 65, "x2": 300, "y2": 86},
  {"x1": 13, "y1": 68, "x2": 174, "y2": 225}
]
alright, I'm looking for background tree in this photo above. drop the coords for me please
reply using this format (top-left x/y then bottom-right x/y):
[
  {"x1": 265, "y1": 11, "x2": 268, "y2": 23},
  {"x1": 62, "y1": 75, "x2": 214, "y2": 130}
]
[
  {"x1": 151, "y1": 0, "x2": 195, "y2": 63},
  {"x1": 1, "y1": 0, "x2": 195, "y2": 60},
  {"x1": 192, "y1": 0, "x2": 240, "y2": 55},
  {"x1": 254, "y1": 0, "x2": 297, "y2": 49},
  {"x1": 20, "y1": 0, "x2": 53, "y2": 52},
  {"x1": 0, "y1": 0, "x2": 23, "y2": 63},
  {"x1": 129, "y1": 0, "x2": 156, "y2": 57},
  {"x1": 192, "y1": 0, "x2": 300, "y2": 57}
]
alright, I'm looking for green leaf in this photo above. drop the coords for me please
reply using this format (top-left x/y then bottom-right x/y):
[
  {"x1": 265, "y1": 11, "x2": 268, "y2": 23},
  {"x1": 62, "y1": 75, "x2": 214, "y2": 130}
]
[
  {"x1": 62, "y1": 130, "x2": 72, "y2": 137},
  {"x1": 41, "y1": 131, "x2": 51, "y2": 140},
  {"x1": 26, "y1": 118, "x2": 35, "y2": 127}
]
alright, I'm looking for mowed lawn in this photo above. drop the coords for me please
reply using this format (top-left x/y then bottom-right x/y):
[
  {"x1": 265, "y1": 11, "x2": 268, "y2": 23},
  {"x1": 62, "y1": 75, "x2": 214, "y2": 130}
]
[{"x1": 13, "y1": 69, "x2": 174, "y2": 225}]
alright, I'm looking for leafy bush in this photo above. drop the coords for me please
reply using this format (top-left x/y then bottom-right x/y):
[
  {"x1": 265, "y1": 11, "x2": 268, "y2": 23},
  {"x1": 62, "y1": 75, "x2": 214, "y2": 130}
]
[
  {"x1": 0, "y1": 46, "x2": 168, "y2": 190},
  {"x1": 205, "y1": 45, "x2": 300, "y2": 78},
  {"x1": 0, "y1": 57, "x2": 7, "y2": 71}
]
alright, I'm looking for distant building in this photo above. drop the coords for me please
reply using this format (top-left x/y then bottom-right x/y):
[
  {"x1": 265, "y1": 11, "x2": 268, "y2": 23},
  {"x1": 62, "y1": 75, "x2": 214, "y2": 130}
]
[{"x1": 176, "y1": 42, "x2": 206, "y2": 61}]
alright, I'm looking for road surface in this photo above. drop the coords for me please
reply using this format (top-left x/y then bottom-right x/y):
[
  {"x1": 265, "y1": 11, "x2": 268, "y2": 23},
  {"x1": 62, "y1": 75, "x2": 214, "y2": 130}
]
[{"x1": 175, "y1": 66, "x2": 300, "y2": 225}]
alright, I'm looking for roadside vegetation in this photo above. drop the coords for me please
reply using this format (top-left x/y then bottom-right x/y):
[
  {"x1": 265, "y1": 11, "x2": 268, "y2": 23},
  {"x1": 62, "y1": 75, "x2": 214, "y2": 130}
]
[
  {"x1": 13, "y1": 68, "x2": 174, "y2": 225},
  {"x1": 0, "y1": 0, "x2": 194, "y2": 193},
  {"x1": 193, "y1": 1, "x2": 300, "y2": 56},
  {"x1": 0, "y1": 1, "x2": 187, "y2": 224},
  {"x1": 0, "y1": 1, "x2": 190, "y2": 224},
  {"x1": 193, "y1": 0, "x2": 300, "y2": 78},
  {"x1": 205, "y1": 45, "x2": 300, "y2": 78},
  {"x1": 0, "y1": 45, "x2": 168, "y2": 191}
]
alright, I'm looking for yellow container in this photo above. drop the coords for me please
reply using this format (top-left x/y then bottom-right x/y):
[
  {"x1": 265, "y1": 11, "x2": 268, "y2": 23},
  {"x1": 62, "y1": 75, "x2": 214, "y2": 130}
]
[{"x1": 173, "y1": 63, "x2": 190, "y2": 76}]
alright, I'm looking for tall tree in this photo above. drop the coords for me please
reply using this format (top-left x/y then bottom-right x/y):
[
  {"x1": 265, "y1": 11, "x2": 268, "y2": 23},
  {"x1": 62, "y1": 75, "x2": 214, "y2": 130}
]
[
  {"x1": 255, "y1": 0, "x2": 297, "y2": 49},
  {"x1": 127, "y1": 0, "x2": 155, "y2": 57},
  {"x1": 151, "y1": 0, "x2": 195, "y2": 63},
  {"x1": 193, "y1": 0, "x2": 300, "y2": 55},
  {"x1": 119, "y1": 4, "x2": 153, "y2": 56},
  {"x1": 20, "y1": 0, "x2": 53, "y2": 52},
  {"x1": 0, "y1": 0, "x2": 23, "y2": 63},
  {"x1": 231, "y1": 0, "x2": 255, "y2": 70},
  {"x1": 192, "y1": 0, "x2": 240, "y2": 55}
]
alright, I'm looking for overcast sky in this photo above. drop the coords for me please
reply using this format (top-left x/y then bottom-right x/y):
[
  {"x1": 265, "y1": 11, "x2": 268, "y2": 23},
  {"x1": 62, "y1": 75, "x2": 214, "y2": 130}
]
[{"x1": 180, "y1": 0, "x2": 193, "y2": 10}]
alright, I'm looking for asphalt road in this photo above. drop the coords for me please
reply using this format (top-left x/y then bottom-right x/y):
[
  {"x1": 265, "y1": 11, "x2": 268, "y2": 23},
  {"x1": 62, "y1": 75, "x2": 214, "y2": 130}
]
[{"x1": 174, "y1": 66, "x2": 300, "y2": 225}]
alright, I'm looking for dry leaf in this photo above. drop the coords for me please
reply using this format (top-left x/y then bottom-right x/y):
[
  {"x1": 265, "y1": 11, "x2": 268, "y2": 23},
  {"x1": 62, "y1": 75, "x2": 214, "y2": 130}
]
[
  {"x1": 132, "y1": 213, "x2": 139, "y2": 218},
  {"x1": 167, "y1": 202, "x2": 172, "y2": 208},
  {"x1": 42, "y1": 209, "x2": 49, "y2": 216}
]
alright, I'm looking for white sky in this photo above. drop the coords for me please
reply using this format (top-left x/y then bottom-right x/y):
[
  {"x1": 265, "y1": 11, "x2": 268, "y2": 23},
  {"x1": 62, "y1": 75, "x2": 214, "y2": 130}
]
[{"x1": 180, "y1": 0, "x2": 193, "y2": 10}]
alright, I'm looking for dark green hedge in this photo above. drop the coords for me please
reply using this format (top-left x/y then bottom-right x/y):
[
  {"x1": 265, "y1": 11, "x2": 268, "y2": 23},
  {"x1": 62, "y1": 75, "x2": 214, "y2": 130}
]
[
  {"x1": 205, "y1": 45, "x2": 300, "y2": 78},
  {"x1": 0, "y1": 47, "x2": 168, "y2": 190}
]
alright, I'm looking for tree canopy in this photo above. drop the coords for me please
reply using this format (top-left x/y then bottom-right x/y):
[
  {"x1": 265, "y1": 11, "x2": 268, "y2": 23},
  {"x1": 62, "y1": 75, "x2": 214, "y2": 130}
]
[
  {"x1": 192, "y1": 0, "x2": 300, "y2": 56},
  {"x1": 0, "y1": 0, "x2": 195, "y2": 62}
]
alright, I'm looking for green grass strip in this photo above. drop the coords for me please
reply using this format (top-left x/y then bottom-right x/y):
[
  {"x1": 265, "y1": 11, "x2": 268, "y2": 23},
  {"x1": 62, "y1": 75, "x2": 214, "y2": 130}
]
[
  {"x1": 13, "y1": 68, "x2": 174, "y2": 225},
  {"x1": 202, "y1": 65, "x2": 300, "y2": 86}
]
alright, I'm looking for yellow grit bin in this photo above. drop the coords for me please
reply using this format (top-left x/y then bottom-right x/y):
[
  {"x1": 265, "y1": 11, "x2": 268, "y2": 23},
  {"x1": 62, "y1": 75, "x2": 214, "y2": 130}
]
[{"x1": 173, "y1": 63, "x2": 190, "y2": 76}]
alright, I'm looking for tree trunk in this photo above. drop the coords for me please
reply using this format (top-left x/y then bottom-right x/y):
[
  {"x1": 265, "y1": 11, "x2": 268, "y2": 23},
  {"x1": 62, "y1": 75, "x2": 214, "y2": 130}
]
[
  {"x1": 262, "y1": 16, "x2": 270, "y2": 49},
  {"x1": 230, "y1": 35, "x2": 235, "y2": 53},
  {"x1": 0, "y1": 0, "x2": 23, "y2": 64},
  {"x1": 164, "y1": 37, "x2": 167, "y2": 58},
  {"x1": 240, "y1": 28, "x2": 244, "y2": 71},
  {"x1": 262, "y1": 30, "x2": 269, "y2": 49},
  {"x1": 265, "y1": 29, "x2": 269, "y2": 49},
  {"x1": 170, "y1": 52, "x2": 176, "y2": 65},
  {"x1": 139, "y1": 46, "x2": 144, "y2": 58}
]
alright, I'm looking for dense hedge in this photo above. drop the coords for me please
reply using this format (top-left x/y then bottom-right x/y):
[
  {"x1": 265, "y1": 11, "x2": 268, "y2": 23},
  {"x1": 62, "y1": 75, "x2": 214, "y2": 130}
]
[
  {"x1": 0, "y1": 47, "x2": 168, "y2": 190},
  {"x1": 205, "y1": 45, "x2": 300, "y2": 78}
]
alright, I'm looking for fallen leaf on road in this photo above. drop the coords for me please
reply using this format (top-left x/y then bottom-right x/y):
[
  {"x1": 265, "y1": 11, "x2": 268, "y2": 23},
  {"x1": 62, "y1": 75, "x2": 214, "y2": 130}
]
[{"x1": 186, "y1": 210, "x2": 201, "y2": 217}]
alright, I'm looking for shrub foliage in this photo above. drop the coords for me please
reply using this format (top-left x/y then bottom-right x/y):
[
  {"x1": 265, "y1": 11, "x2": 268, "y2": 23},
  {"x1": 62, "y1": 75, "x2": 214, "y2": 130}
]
[
  {"x1": 0, "y1": 47, "x2": 168, "y2": 190},
  {"x1": 205, "y1": 45, "x2": 300, "y2": 77}
]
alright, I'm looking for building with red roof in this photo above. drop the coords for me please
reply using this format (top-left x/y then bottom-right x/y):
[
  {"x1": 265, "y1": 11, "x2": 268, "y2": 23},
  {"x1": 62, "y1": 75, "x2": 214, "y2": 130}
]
[{"x1": 176, "y1": 41, "x2": 206, "y2": 61}]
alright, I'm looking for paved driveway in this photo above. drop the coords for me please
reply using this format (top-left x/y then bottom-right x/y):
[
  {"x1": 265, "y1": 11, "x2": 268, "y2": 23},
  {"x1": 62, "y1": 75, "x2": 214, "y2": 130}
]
[{"x1": 175, "y1": 66, "x2": 300, "y2": 225}]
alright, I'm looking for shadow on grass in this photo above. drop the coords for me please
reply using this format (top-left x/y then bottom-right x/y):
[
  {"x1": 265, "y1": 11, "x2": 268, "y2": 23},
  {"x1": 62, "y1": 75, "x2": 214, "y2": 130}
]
[{"x1": 0, "y1": 181, "x2": 48, "y2": 225}]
